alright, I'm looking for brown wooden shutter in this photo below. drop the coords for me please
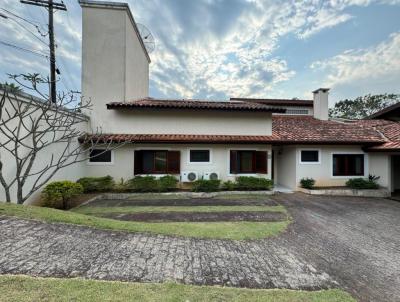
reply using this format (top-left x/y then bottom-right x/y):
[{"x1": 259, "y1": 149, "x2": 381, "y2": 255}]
[
  {"x1": 230, "y1": 150, "x2": 237, "y2": 174},
  {"x1": 167, "y1": 151, "x2": 180, "y2": 174},
  {"x1": 134, "y1": 150, "x2": 143, "y2": 175},
  {"x1": 255, "y1": 151, "x2": 268, "y2": 174}
]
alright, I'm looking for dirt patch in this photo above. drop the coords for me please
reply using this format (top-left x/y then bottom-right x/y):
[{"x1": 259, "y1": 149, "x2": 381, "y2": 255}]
[
  {"x1": 101, "y1": 211, "x2": 287, "y2": 222},
  {"x1": 90, "y1": 198, "x2": 278, "y2": 207}
]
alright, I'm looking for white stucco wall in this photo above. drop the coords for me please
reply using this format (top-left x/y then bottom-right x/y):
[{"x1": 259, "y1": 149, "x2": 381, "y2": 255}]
[
  {"x1": 100, "y1": 109, "x2": 272, "y2": 135},
  {"x1": 81, "y1": 4, "x2": 149, "y2": 131},
  {"x1": 84, "y1": 143, "x2": 272, "y2": 182},
  {"x1": 276, "y1": 145, "x2": 391, "y2": 190},
  {"x1": 276, "y1": 146, "x2": 297, "y2": 189},
  {"x1": 0, "y1": 94, "x2": 89, "y2": 203}
]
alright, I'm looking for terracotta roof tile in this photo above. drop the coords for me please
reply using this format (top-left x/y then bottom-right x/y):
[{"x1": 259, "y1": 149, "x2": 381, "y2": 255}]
[
  {"x1": 349, "y1": 119, "x2": 400, "y2": 151},
  {"x1": 231, "y1": 98, "x2": 313, "y2": 107},
  {"x1": 79, "y1": 133, "x2": 280, "y2": 144},
  {"x1": 106, "y1": 98, "x2": 286, "y2": 113},
  {"x1": 272, "y1": 115, "x2": 385, "y2": 144}
]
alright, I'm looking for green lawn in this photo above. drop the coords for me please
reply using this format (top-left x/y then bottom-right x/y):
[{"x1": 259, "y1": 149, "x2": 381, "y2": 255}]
[
  {"x1": 0, "y1": 202, "x2": 289, "y2": 240},
  {"x1": 0, "y1": 275, "x2": 355, "y2": 302},
  {"x1": 73, "y1": 205, "x2": 287, "y2": 215}
]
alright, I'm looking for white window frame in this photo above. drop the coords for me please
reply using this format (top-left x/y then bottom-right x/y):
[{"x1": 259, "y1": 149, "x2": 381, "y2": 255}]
[
  {"x1": 187, "y1": 148, "x2": 212, "y2": 165},
  {"x1": 330, "y1": 151, "x2": 368, "y2": 179},
  {"x1": 87, "y1": 149, "x2": 114, "y2": 166},
  {"x1": 299, "y1": 149, "x2": 321, "y2": 165}
]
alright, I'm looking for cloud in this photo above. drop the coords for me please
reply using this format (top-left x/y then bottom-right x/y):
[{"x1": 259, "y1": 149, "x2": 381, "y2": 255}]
[
  {"x1": 310, "y1": 31, "x2": 400, "y2": 89},
  {"x1": 0, "y1": 0, "x2": 399, "y2": 99}
]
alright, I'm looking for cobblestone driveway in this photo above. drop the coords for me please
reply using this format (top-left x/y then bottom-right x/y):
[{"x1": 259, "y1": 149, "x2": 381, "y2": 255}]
[{"x1": 1, "y1": 193, "x2": 399, "y2": 302}]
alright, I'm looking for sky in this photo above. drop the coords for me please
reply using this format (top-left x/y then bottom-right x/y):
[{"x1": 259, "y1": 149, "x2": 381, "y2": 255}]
[{"x1": 0, "y1": 0, "x2": 400, "y2": 106}]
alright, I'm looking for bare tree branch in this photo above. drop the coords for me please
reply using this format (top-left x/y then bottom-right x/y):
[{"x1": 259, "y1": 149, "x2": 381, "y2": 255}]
[{"x1": 0, "y1": 74, "x2": 129, "y2": 204}]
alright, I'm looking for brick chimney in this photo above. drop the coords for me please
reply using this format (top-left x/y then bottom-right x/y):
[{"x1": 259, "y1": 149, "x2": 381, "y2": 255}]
[{"x1": 313, "y1": 88, "x2": 330, "y2": 120}]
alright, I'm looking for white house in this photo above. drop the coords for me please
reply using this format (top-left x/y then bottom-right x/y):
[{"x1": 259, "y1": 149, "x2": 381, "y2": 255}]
[{"x1": 1, "y1": 0, "x2": 399, "y2": 203}]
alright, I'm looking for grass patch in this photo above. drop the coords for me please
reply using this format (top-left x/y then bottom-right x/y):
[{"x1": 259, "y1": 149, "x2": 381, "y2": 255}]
[
  {"x1": 0, "y1": 275, "x2": 355, "y2": 302},
  {"x1": 73, "y1": 205, "x2": 287, "y2": 215},
  {"x1": 0, "y1": 202, "x2": 289, "y2": 240}
]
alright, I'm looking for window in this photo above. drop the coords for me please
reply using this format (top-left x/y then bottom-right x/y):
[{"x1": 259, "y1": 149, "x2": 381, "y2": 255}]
[
  {"x1": 89, "y1": 149, "x2": 112, "y2": 163},
  {"x1": 333, "y1": 154, "x2": 364, "y2": 176},
  {"x1": 134, "y1": 150, "x2": 180, "y2": 174},
  {"x1": 189, "y1": 150, "x2": 210, "y2": 163},
  {"x1": 230, "y1": 150, "x2": 268, "y2": 174},
  {"x1": 286, "y1": 109, "x2": 309, "y2": 115},
  {"x1": 300, "y1": 150, "x2": 319, "y2": 163}
]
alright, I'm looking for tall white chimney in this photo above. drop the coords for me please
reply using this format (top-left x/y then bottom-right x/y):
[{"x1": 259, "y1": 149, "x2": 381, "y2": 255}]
[{"x1": 313, "y1": 88, "x2": 330, "y2": 120}]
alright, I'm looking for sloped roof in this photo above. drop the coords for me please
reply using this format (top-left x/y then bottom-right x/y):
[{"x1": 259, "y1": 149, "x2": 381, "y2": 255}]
[
  {"x1": 106, "y1": 98, "x2": 286, "y2": 113},
  {"x1": 272, "y1": 115, "x2": 385, "y2": 145},
  {"x1": 349, "y1": 119, "x2": 400, "y2": 151},
  {"x1": 367, "y1": 102, "x2": 400, "y2": 120},
  {"x1": 79, "y1": 116, "x2": 387, "y2": 145},
  {"x1": 79, "y1": 133, "x2": 280, "y2": 144},
  {"x1": 230, "y1": 97, "x2": 313, "y2": 107}
]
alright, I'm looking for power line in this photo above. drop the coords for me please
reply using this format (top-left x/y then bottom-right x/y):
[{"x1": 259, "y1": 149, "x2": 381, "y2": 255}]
[
  {"x1": 20, "y1": 0, "x2": 67, "y2": 104},
  {"x1": 0, "y1": 40, "x2": 49, "y2": 58},
  {"x1": 4, "y1": 15, "x2": 49, "y2": 46}
]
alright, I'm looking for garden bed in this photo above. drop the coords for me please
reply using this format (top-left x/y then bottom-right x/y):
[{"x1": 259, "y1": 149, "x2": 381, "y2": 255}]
[
  {"x1": 298, "y1": 187, "x2": 390, "y2": 197},
  {"x1": 101, "y1": 211, "x2": 287, "y2": 222}
]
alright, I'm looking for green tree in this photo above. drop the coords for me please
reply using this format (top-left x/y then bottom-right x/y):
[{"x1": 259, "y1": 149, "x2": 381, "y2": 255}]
[
  {"x1": 329, "y1": 94, "x2": 400, "y2": 119},
  {"x1": 0, "y1": 82, "x2": 22, "y2": 93}
]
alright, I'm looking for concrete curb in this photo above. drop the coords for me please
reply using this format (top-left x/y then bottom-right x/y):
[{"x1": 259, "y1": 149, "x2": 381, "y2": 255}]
[{"x1": 297, "y1": 187, "x2": 391, "y2": 198}]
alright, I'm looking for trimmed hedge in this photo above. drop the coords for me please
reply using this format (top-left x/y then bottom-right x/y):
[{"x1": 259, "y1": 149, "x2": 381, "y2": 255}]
[
  {"x1": 77, "y1": 176, "x2": 115, "y2": 193},
  {"x1": 300, "y1": 178, "x2": 315, "y2": 189},
  {"x1": 125, "y1": 175, "x2": 178, "y2": 192},
  {"x1": 192, "y1": 179, "x2": 221, "y2": 192},
  {"x1": 235, "y1": 176, "x2": 273, "y2": 191},
  {"x1": 42, "y1": 181, "x2": 83, "y2": 210},
  {"x1": 158, "y1": 175, "x2": 178, "y2": 192},
  {"x1": 346, "y1": 178, "x2": 379, "y2": 189}
]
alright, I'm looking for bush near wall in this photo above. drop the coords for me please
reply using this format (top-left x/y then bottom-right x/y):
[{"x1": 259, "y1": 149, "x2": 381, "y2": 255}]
[
  {"x1": 125, "y1": 175, "x2": 178, "y2": 193},
  {"x1": 77, "y1": 176, "x2": 115, "y2": 193},
  {"x1": 300, "y1": 178, "x2": 315, "y2": 189},
  {"x1": 235, "y1": 176, "x2": 273, "y2": 191},
  {"x1": 42, "y1": 181, "x2": 83, "y2": 210},
  {"x1": 158, "y1": 175, "x2": 179, "y2": 192},
  {"x1": 192, "y1": 179, "x2": 221, "y2": 192},
  {"x1": 346, "y1": 178, "x2": 379, "y2": 189}
]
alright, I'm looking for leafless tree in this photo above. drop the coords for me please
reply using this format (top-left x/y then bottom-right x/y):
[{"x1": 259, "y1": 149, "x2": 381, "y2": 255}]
[{"x1": 0, "y1": 74, "x2": 127, "y2": 204}]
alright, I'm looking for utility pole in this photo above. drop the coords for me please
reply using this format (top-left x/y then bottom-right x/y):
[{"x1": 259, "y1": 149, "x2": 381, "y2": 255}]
[{"x1": 20, "y1": 0, "x2": 67, "y2": 103}]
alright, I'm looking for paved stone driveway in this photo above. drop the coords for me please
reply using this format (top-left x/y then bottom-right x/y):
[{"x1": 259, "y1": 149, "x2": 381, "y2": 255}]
[{"x1": 1, "y1": 193, "x2": 399, "y2": 302}]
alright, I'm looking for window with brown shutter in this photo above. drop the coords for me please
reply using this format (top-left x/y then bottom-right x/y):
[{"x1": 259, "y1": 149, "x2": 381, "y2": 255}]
[
  {"x1": 167, "y1": 151, "x2": 180, "y2": 174},
  {"x1": 134, "y1": 150, "x2": 180, "y2": 175},
  {"x1": 230, "y1": 150, "x2": 268, "y2": 174}
]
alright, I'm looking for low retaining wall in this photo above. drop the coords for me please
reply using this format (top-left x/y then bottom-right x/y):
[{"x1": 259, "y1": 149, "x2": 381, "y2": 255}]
[
  {"x1": 78, "y1": 190, "x2": 274, "y2": 207},
  {"x1": 297, "y1": 187, "x2": 391, "y2": 198},
  {"x1": 101, "y1": 190, "x2": 273, "y2": 199}
]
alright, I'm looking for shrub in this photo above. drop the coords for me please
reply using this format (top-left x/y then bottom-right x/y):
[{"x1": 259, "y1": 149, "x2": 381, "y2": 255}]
[
  {"x1": 42, "y1": 181, "x2": 83, "y2": 210},
  {"x1": 125, "y1": 176, "x2": 159, "y2": 192},
  {"x1": 221, "y1": 180, "x2": 236, "y2": 191},
  {"x1": 346, "y1": 178, "x2": 379, "y2": 189},
  {"x1": 235, "y1": 176, "x2": 273, "y2": 191},
  {"x1": 192, "y1": 179, "x2": 221, "y2": 192},
  {"x1": 158, "y1": 175, "x2": 178, "y2": 192},
  {"x1": 300, "y1": 177, "x2": 315, "y2": 189},
  {"x1": 77, "y1": 176, "x2": 115, "y2": 193},
  {"x1": 113, "y1": 178, "x2": 128, "y2": 192}
]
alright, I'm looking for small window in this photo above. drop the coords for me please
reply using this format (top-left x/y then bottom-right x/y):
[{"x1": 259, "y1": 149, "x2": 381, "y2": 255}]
[
  {"x1": 89, "y1": 149, "x2": 112, "y2": 163},
  {"x1": 190, "y1": 150, "x2": 210, "y2": 163},
  {"x1": 300, "y1": 150, "x2": 319, "y2": 163},
  {"x1": 333, "y1": 154, "x2": 364, "y2": 176}
]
